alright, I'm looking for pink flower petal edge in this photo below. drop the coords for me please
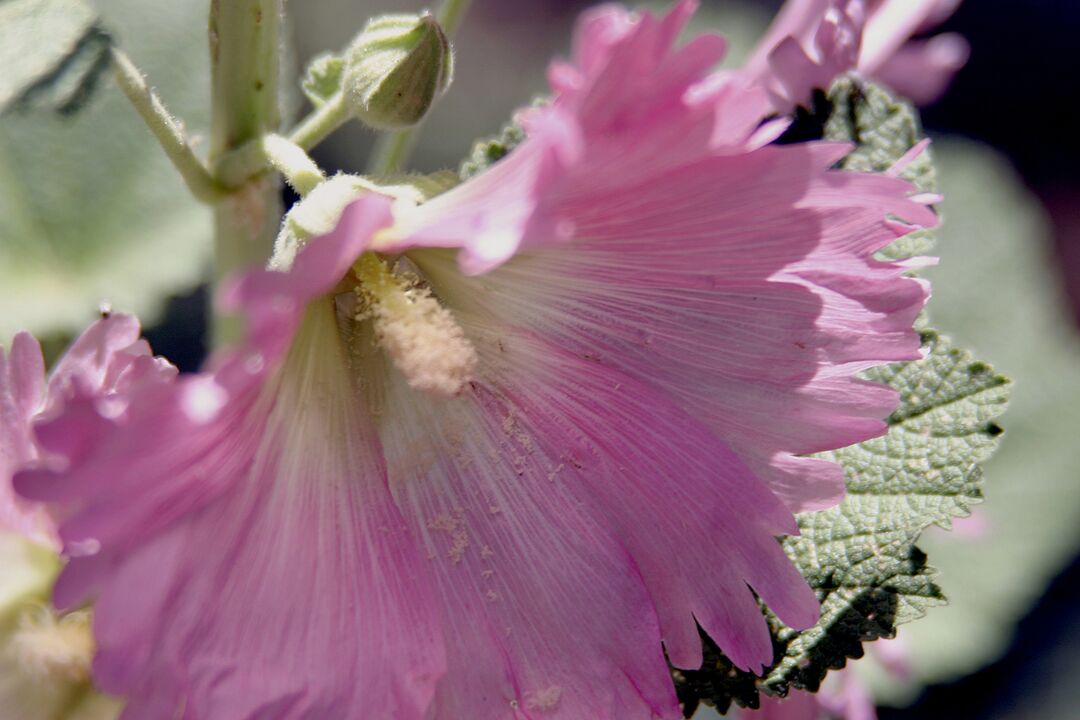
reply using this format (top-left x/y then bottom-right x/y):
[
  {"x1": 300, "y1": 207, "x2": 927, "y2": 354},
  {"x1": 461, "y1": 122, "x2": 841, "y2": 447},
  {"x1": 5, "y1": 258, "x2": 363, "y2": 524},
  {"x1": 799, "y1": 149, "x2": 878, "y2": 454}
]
[
  {"x1": 2, "y1": 314, "x2": 172, "y2": 548},
  {"x1": 744, "y1": 0, "x2": 968, "y2": 109}
]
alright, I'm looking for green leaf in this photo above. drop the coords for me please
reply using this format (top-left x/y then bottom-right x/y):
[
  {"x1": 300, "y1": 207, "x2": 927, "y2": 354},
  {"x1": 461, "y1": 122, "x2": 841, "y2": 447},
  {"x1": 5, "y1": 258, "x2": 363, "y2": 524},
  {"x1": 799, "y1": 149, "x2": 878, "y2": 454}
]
[
  {"x1": 824, "y1": 75, "x2": 938, "y2": 261},
  {"x1": 458, "y1": 96, "x2": 562, "y2": 180},
  {"x1": 301, "y1": 52, "x2": 345, "y2": 108},
  {"x1": 676, "y1": 331, "x2": 1009, "y2": 715},
  {"x1": 458, "y1": 112, "x2": 527, "y2": 180},
  {"x1": 0, "y1": 0, "x2": 113, "y2": 115},
  {"x1": 0, "y1": 0, "x2": 212, "y2": 340},
  {"x1": 771, "y1": 331, "x2": 1008, "y2": 679},
  {"x1": 824, "y1": 76, "x2": 937, "y2": 192}
]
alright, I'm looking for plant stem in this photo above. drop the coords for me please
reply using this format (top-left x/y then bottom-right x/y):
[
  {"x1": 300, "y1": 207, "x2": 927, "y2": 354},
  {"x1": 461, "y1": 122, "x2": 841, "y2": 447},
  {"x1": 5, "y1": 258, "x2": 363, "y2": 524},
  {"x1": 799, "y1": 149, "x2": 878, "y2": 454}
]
[
  {"x1": 367, "y1": 0, "x2": 473, "y2": 176},
  {"x1": 207, "y1": 0, "x2": 283, "y2": 347},
  {"x1": 262, "y1": 134, "x2": 325, "y2": 195},
  {"x1": 110, "y1": 48, "x2": 224, "y2": 203},
  {"x1": 435, "y1": 0, "x2": 473, "y2": 37},
  {"x1": 216, "y1": 134, "x2": 325, "y2": 195},
  {"x1": 289, "y1": 92, "x2": 349, "y2": 151}
]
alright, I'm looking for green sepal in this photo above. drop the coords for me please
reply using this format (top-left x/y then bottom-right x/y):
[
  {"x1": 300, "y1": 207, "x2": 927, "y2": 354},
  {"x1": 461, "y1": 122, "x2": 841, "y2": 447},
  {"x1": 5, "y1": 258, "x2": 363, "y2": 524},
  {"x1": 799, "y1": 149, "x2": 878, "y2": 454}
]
[{"x1": 301, "y1": 52, "x2": 345, "y2": 108}]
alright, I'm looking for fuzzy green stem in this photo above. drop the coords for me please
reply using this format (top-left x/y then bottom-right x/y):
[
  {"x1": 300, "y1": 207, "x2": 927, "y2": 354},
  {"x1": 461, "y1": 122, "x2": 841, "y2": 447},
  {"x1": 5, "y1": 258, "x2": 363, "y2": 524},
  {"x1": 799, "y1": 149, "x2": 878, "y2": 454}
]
[
  {"x1": 262, "y1": 134, "x2": 325, "y2": 195},
  {"x1": 216, "y1": 133, "x2": 325, "y2": 195},
  {"x1": 288, "y1": 92, "x2": 349, "y2": 151},
  {"x1": 366, "y1": 0, "x2": 472, "y2": 175},
  {"x1": 208, "y1": 0, "x2": 283, "y2": 347},
  {"x1": 110, "y1": 47, "x2": 224, "y2": 203}
]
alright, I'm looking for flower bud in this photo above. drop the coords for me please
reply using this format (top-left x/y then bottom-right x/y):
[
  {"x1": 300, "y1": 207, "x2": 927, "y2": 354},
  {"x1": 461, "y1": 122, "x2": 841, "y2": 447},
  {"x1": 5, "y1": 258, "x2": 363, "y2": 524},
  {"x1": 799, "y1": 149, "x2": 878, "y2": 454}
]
[{"x1": 342, "y1": 12, "x2": 453, "y2": 131}]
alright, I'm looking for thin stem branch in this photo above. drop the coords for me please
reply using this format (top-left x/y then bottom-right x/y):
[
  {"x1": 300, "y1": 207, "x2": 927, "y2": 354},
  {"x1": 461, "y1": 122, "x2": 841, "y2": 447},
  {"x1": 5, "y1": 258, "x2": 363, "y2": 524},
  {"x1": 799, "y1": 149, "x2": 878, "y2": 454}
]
[
  {"x1": 435, "y1": 0, "x2": 472, "y2": 37},
  {"x1": 215, "y1": 132, "x2": 326, "y2": 195},
  {"x1": 367, "y1": 0, "x2": 473, "y2": 176},
  {"x1": 288, "y1": 92, "x2": 349, "y2": 151},
  {"x1": 262, "y1": 134, "x2": 325, "y2": 195},
  {"x1": 110, "y1": 47, "x2": 224, "y2": 203}
]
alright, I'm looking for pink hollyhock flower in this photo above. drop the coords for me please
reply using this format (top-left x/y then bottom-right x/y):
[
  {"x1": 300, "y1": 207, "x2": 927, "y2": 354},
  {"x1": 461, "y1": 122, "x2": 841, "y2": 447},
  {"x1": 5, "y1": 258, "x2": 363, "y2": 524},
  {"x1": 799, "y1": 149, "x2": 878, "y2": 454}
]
[
  {"x1": 18, "y1": 1, "x2": 935, "y2": 718},
  {"x1": 1, "y1": 314, "x2": 167, "y2": 720},
  {"x1": 745, "y1": 0, "x2": 970, "y2": 109}
]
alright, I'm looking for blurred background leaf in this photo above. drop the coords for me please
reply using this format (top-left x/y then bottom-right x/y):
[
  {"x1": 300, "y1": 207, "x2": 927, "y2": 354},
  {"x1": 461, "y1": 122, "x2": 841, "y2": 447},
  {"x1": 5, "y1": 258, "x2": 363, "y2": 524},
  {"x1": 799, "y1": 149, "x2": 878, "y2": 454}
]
[
  {"x1": 865, "y1": 138, "x2": 1080, "y2": 717},
  {"x1": 0, "y1": 0, "x2": 112, "y2": 116},
  {"x1": 0, "y1": 0, "x2": 211, "y2": 342}
]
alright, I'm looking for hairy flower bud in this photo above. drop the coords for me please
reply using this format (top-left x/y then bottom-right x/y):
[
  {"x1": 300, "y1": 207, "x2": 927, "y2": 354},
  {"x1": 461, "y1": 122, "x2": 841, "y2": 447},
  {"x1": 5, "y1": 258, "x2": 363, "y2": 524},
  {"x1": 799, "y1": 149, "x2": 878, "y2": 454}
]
[{"x1": 341, "y1": 12, "x2": 453, "y2": 131}]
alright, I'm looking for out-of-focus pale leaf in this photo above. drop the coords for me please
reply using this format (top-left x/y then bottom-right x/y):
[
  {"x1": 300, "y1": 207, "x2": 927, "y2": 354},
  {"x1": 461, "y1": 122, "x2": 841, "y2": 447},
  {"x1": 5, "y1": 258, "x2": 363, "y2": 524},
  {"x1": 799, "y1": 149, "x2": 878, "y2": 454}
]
[
  {"x1": 0, "y1": 0, "x2": 113, "y2": 115},
  {"x1": 861, "y1": 138, "x2": 1080, "y2": 704},
  {"x1": 0, "y1": 0, "x2": 211, "y2": 340}
]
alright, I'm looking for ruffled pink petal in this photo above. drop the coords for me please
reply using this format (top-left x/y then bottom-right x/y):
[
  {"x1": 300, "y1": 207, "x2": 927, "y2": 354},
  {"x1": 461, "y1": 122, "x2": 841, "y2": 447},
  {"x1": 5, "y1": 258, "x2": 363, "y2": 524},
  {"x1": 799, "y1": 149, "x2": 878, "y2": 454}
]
[
  {"x1": 408, "y1": 135, "x2": 931, "y2": 512},
  {"x1": 3, "y1": 313, "x2": 170, "y2": 548},
  {"x1": 18, "y1": 197, "x2": 447, "y2": 719},
  {"x1": 744, "y1": 0, "x2": 967, "y2": 109},
  {"x1": 858, "y1": 0, "x2": 954, "y2": 75},
  {"x1": 0, "y1": 332, "x2": 49, "y2": 542},
  {"x1": 389, "y1": 0, "x2": 734, "y2": 273},
  {"x1": 873, "y1": 33, "x2": 970, "y2": 105},
  {"x1": 371, "y1": 5, "x2": 932, "y2": 692},
  {"x1": 762, "y1": 2, "x2": 864, "y2": 111},
  {"x1": 742, "y1": 0, "x2": 864, "y2": 111},
  {"x1": 368, "y1": 312, "x2": 801, "y2": 711},
  {"x1": 43, "y1": 313, "x2": 175, "y2": 419},
  {"x1": 743, "y1": 0, "x2": 835, "y2": 78}
]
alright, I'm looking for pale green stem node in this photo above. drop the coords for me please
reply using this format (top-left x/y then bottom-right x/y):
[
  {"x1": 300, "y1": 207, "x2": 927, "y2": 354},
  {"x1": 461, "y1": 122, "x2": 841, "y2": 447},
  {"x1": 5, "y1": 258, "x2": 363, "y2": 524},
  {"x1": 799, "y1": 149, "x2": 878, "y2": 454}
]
[{"x1": 261, "y1": 134, "x2": 325, "y2": 195}]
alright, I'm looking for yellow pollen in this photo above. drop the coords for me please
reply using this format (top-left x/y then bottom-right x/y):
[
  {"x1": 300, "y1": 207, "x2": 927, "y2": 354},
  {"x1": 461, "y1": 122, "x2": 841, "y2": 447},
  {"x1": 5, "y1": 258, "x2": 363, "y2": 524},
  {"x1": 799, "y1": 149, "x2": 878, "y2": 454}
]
[
  {"x1": 11, "y1": 605, "x2": 95, "y2": 684},
  {"x1": 354, "y1": 253, "x2": 477, "y2": 397}
]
